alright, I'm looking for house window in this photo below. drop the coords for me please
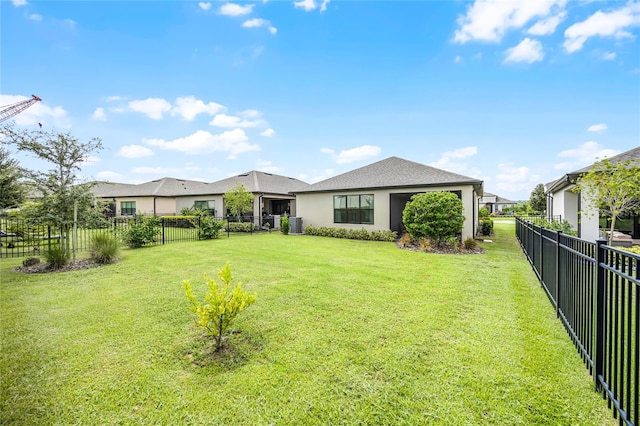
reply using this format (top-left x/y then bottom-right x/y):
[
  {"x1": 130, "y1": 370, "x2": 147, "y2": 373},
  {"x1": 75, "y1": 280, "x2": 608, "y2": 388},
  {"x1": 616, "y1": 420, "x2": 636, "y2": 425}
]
[
  {"x1": 121, "y1": 201, "x2": 136, "y2": 216},
  {"x1": 334, "y1": 194, "x2": 374, "y2": 224},
  {"x1": 194, "y1": 200, "x2": 215, "y2": 212}
]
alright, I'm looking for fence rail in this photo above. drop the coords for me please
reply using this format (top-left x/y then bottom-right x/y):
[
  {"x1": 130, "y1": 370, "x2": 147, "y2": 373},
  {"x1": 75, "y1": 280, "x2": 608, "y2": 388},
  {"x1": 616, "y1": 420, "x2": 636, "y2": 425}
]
[
  {"x1": 1, "y1": 216, "x2": 264, "y2": 258},
  {"x1": 516, "y1": 217, "x2": 639, "y2": 425}
]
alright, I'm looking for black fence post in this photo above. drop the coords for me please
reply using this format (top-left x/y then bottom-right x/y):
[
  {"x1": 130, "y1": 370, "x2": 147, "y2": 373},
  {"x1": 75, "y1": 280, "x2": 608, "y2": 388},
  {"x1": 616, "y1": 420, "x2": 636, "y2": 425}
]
[
  {"x1": 594, "y1": 239, "x2": 606, "y2": 392},
  {"x1": 162, "y1": 217, "x2": 165, "y2": 245},
  {"x1": 555, "y1": 230, "x2": 562, "y2": 317}
]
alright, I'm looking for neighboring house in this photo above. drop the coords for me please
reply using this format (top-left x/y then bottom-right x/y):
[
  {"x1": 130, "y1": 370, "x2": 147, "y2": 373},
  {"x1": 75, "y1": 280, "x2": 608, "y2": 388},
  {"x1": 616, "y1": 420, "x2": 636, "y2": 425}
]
[
  {"x1": 478, "y1": 192, "x2": 517, "y2": 214},
  {"x1": 545, "y1": 146, "x2": 640, "y2": 242},
  {"x1": 92, "y1": 171, "x2": 309, "y2": 226},
  {"x1": 293, "y1": 156, "x2": 484, "y2": 240}
]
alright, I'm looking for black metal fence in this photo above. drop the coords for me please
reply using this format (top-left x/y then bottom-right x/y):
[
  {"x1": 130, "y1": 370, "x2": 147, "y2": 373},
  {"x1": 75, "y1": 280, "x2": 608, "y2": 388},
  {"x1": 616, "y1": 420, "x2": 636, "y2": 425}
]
[
  {"x1": 516, "y1": 217, "x2": 640, "y2": 425},
  {"x1": 1, "y1": 216, "x2": 263, "y2": 258}
]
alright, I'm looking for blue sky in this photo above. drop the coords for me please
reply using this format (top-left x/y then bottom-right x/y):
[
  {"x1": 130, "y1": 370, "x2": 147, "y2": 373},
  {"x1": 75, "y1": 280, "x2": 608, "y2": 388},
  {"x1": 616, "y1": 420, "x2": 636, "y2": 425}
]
[{"x1": 2, "y1": 0, "x2": 639, "y2": 201}]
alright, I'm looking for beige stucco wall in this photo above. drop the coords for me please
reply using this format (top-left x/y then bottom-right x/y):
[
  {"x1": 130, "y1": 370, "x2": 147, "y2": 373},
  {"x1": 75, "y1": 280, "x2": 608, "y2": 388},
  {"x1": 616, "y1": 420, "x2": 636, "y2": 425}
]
[
  {"x1": 175, "y1": 196, "x2": 223, "y2": 216},
  {"x1": 115, "y1": 197, "x2": 155, "y2": 216},
  {"x1": 296, "y1": 185, "x2": 478, "y2": 240}
]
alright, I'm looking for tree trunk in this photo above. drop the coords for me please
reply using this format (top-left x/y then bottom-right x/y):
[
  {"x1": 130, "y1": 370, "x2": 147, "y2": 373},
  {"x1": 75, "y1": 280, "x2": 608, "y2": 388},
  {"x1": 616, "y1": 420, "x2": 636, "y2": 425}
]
[{"x1": 608, "y1": 216, "x2": 617, "y2": 246}]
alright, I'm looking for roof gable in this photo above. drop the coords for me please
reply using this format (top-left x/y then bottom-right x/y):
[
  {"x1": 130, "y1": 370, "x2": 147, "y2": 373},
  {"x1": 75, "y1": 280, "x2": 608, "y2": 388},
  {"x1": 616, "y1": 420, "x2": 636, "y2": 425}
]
[{"x1": 295, "y1": 156, "x2": 482, "y2": 193}]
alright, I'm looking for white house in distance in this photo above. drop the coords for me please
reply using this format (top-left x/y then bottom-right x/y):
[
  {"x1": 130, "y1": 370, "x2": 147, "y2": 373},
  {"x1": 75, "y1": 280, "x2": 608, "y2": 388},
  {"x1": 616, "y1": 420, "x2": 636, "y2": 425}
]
[
  {"x1": 92, "y1": 171, "x2": 309, "y2": 225},
  {"x1": 293, "y1": 156, "x2": 484, "y2": 240},
  {"x1": 545, "y1": 146, "x2": 640, "y2": 242},
  {"x1": 478, "y1": 192, "x2": 517, "y2": 215}
]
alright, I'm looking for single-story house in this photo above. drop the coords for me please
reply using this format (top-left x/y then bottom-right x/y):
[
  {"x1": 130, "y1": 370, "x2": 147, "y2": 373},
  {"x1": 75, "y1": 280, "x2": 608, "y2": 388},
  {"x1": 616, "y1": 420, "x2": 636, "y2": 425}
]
[
  {"x1": 92, "y1": 171, "x2": 309, "y2": 227},
  {"x1": 293, "y1": 156, "x2": 484, "y2": 240},
  {"x1": 545, "y1": 146, "x2": 640, "y2": 242},
  {"x1": 478, "y1": 192, "x2": 517, "y2": 214}
]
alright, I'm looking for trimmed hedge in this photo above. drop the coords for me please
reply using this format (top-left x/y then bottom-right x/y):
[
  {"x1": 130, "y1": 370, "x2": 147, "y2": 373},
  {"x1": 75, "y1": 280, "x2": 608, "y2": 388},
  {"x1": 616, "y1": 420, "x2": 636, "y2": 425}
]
[
  {"x1": 303, "y1": 225, "x2": 397, "y2": 242},
  {"x1": 224, "y1": 222, "x2": 256, "y2": 233}
]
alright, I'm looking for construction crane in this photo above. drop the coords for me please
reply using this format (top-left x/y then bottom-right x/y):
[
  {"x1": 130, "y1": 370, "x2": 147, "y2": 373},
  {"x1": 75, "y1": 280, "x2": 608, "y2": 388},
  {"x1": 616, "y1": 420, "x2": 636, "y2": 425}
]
[{"x1": 0, "y1": 95, "x2": 42, "y2": 123}]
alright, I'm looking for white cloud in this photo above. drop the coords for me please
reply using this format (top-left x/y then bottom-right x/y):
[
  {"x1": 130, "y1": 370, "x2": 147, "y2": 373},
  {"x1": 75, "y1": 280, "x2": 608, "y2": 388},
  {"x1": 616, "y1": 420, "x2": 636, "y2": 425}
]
[
  {"x1": 117, "y1": 145, "x2": 155, "y2": 159},
  {"x1": 128, "y1": 98, "x2": 172, "y2": 120},
  {"x1": 321, "y1": 145, "x2": 381, "y2": 164},
  {"x1": 92, "y1": 107, "x2": 107, "y2": 121},
  {"x1": 63, "y1": 19, "x2": 77, "y2": 29},
  {"x1": 81, "y1": 155, "x2": 101, "y2": 166},
  {"x1": 0, "y1": 94, "x2": 69, "y2": 127},
  {"x1": 555, "y1": 141, "x2": 620, "y2": 170},
  {"x1": 504, "y1": 38, "x2": 544, "y2": 63},
  {"x1": 28, "y1": 14, "x2": 42, "y2": 21},
  {"x1": 144, "y1": 129, "x2": 260, "y2": 158},
  {"x1": 242, "y1": 18, "x2": 277, "y2": 34},
  {"x1": 294, "y1": 0, "x2": 316, "y2": 11},
  {"x1": 210, "y1": 113, "x2": 265, "y2": 128},
  {"x1": 96, "y1": 171, "x2": 125, "y2": 181},
  {"x1": 430, "y1": 146, "x2": 481, "y2": 176},
  {"x1": 106, "y1": 95, "x2": 123, "y2": 102},
  {"x1": 602, "y1": 51, "x2": 616, "y2": 60},
  {"x1": 260, "y1": 128, "x2": 276, "y2": 137},
  {"x1": 527, "y1": 11, "x2": 566, "y2": 35},
  {"x1": 198, "y1": 2, "x2": 211, "y2": 11},
  {"x1": 256, "y1": 160, "x2": 282, "y2": 174},
  {"x1": 587, "y1": 123, "x2": 608, "y2": 132},
  {"x1": 299, "y1": 168, "x2": 335, "y2": 184},
  {"x1": 219, "y1": 2, "x2": 254, "y2": 16},
  {"x1": 494, "y1": 163, "x2": 540, "y2": 194},
  {"x1": 454, "y1": 55, "x2": 463, "y2": 63},
  {"x1": 240, "y1": 109, "x2": 261, "y2": 118},
  {"x1": 564, "y1": 2, "x2": 640, "y2": 53},
  {"x1": 172, "y1": 96, "x2": 225, "y2": 121},
  {"x1": 320, "y1": 0, "x2": 330, "y2": 12},
  {"x1": 12, "y1": 0, "x2": 27, "y2": 6},
  {"x1": 454, "y1": 0, "x2": 565, "y2": 43}
]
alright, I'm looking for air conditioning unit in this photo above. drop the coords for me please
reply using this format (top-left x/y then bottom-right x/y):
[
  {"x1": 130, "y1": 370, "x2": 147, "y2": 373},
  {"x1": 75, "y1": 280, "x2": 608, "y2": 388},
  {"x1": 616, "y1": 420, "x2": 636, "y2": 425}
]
[{"x1": 289, "y1": 217, "x2": 303, "y2": 234}]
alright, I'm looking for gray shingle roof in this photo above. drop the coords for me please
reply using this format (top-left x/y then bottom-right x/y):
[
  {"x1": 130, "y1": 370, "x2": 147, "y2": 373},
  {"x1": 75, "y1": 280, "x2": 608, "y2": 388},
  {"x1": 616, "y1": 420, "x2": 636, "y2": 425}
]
[
  {"x1": 91, "y1": 171, "x2": 309, "y2": 198},
  {"x1": 294, "y1": 156, "x2": 483, "y2": 193},
  {"x1": 546, "y1": 146, "x2": 640, "y2": 194}
]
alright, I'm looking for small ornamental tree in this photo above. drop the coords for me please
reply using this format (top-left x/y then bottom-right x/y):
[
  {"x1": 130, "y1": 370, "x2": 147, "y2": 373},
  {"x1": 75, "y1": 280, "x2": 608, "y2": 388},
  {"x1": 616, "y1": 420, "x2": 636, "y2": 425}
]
[
  {"x1": 573, "y1": 158, "x2": 640, "y2": 245},
  {"x1": 184, "y1": 262, "x2": 256, "y2": 352},
  {"x1": 402, "y1": 191, "x2": 464, "y2": 247},
  {"x1": 529, "y1": 183, "x2": 547, "y2": 214},
  {"x1": 224, "y1": 184, "x2": 253, "y2": 221},
  {"x1": 0, "y1": 145, "x2": 26, "y2": 211}
]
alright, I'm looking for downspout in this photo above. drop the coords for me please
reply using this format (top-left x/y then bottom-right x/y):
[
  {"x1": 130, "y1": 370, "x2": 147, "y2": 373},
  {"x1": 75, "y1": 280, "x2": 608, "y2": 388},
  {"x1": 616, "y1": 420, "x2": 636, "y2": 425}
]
[{"x1": 153, "y1": 197, "x2": 157, "y2": 217}]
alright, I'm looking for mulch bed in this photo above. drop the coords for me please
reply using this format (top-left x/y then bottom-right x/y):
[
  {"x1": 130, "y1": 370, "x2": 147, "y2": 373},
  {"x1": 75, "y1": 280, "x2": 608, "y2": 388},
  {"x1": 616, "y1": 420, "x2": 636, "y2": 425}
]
[
  {"x1": 396, "y1": 240, "x2": 484, "y2": 254},
  {"x1": 14, "y1": 258, "x2": 116, "y2": 274}
]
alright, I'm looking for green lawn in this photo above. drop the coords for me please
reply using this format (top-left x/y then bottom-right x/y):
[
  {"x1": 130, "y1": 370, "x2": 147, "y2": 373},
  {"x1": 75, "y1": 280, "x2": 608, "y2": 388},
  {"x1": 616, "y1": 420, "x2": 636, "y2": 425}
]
[{"x1": 1, "y1": 223, "x2": 614, "y2": 425}]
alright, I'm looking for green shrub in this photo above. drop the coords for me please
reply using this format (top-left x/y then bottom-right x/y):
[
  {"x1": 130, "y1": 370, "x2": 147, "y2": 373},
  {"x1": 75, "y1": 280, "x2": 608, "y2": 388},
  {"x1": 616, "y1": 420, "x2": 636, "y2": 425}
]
[
  {"x1": 45, "y1": 244, "x2": 68, "y2": 269},
  {"x1": 121, "y1": 215, "x2": 160, "y2": 248},
  {"x1": 480, "y1": 218, "x2": 493, "y2": 236},
  {"x1": 180, "y1": 207, "x2": 192, "y2": 216},
  {"x1": 403, "y1": 192, "x2": 464, "y2": 246},
  {"x1": 463, "y1": 237, "x2": 478, "y2": 250},
  {"x1": 304, "y1": 225, "x2": 397, "y2": 242},
  {"x1": 225, "y1": 222, "x2": 254, "y2": 233},
  {"x1": 479, "y1": 207, "x2": 490, "y2": 218},
  {"x1": 184, "y1": 262, "x2": 256, "y2": 352},
  {"x1": 90, "y1": 232, "x2": 120, "y2": 264},
  {"x1": 280, "y1": 214, "x2": 290, "y2": 235},
  {"x1": 22, "y1": 257, "x2": 40, "y2": 267},
  {"x1": 621, "y1": 246, "x2": 640, "y2": 255},
  {"x1": 197, "y1": 216, "x2": 224, "y2": 239}
]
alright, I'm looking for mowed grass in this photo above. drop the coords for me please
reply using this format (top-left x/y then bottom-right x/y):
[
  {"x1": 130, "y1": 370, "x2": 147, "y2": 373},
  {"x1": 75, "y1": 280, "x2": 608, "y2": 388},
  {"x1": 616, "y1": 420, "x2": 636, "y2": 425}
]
[{"x1": 1, "y1": 223, "x2": 614, "y2": 425}]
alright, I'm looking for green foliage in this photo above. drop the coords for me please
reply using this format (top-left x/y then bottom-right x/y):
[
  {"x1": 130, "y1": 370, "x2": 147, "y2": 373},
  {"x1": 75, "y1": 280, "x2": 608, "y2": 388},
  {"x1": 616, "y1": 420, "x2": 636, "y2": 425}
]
[
  {"x1": 529, "y1": 183, "x2": 546, "y2": 214},
  {"x1": 90, "y1": 232, "x2": 120, "y2": 264},
  {"x1": 574, "y1": 157, "x2": 640, "y2": 245},
  {"x1": 1, "y1": 125, "x2": 104, "y2": 256},
  {"x1": 402, "y1": 192, "x2": 464, "y2": 246},
  {"x1": 225, "y1": 221, "x2": 255, "y2": 233},
  {"x1": 621, "y1": 246, "x2": 640, "y2": 255},
  {"x1": 280, "y1": 214, "x2": 290, "y2": 235},
  {"x1": 479, "y1": 207, "x2": 490, "y2": 218},
  {"x1": 480, "y1": 218, "x2": 494, "y2": 236},
  {"x1": 44, "y1": 244, "x2": 68, "y2": 269},
  {"x1": 184, "y1": 262, "x2": 256, "y2": 352},
  {"x1": 197, "y1": 216, "x2": 224, "y2": 240},
  {"x1": 0, "y1": 145, "x2": 26, "y2": 210},
  {"x1": 224, "y1": 184, "x2": 253, "y2": 220},
  {"x1": 463, "y1": 237, "x2": 478, "y2": 250},
  {"x1": 303, "y1": 225, "x2": 397, "y2": 242},
  {"x1": 22, "y1": 257, "x2": 40, "y2": 267},
  {"x1": 121, "y1": 215, "x2": 160, "y2": 248}
]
